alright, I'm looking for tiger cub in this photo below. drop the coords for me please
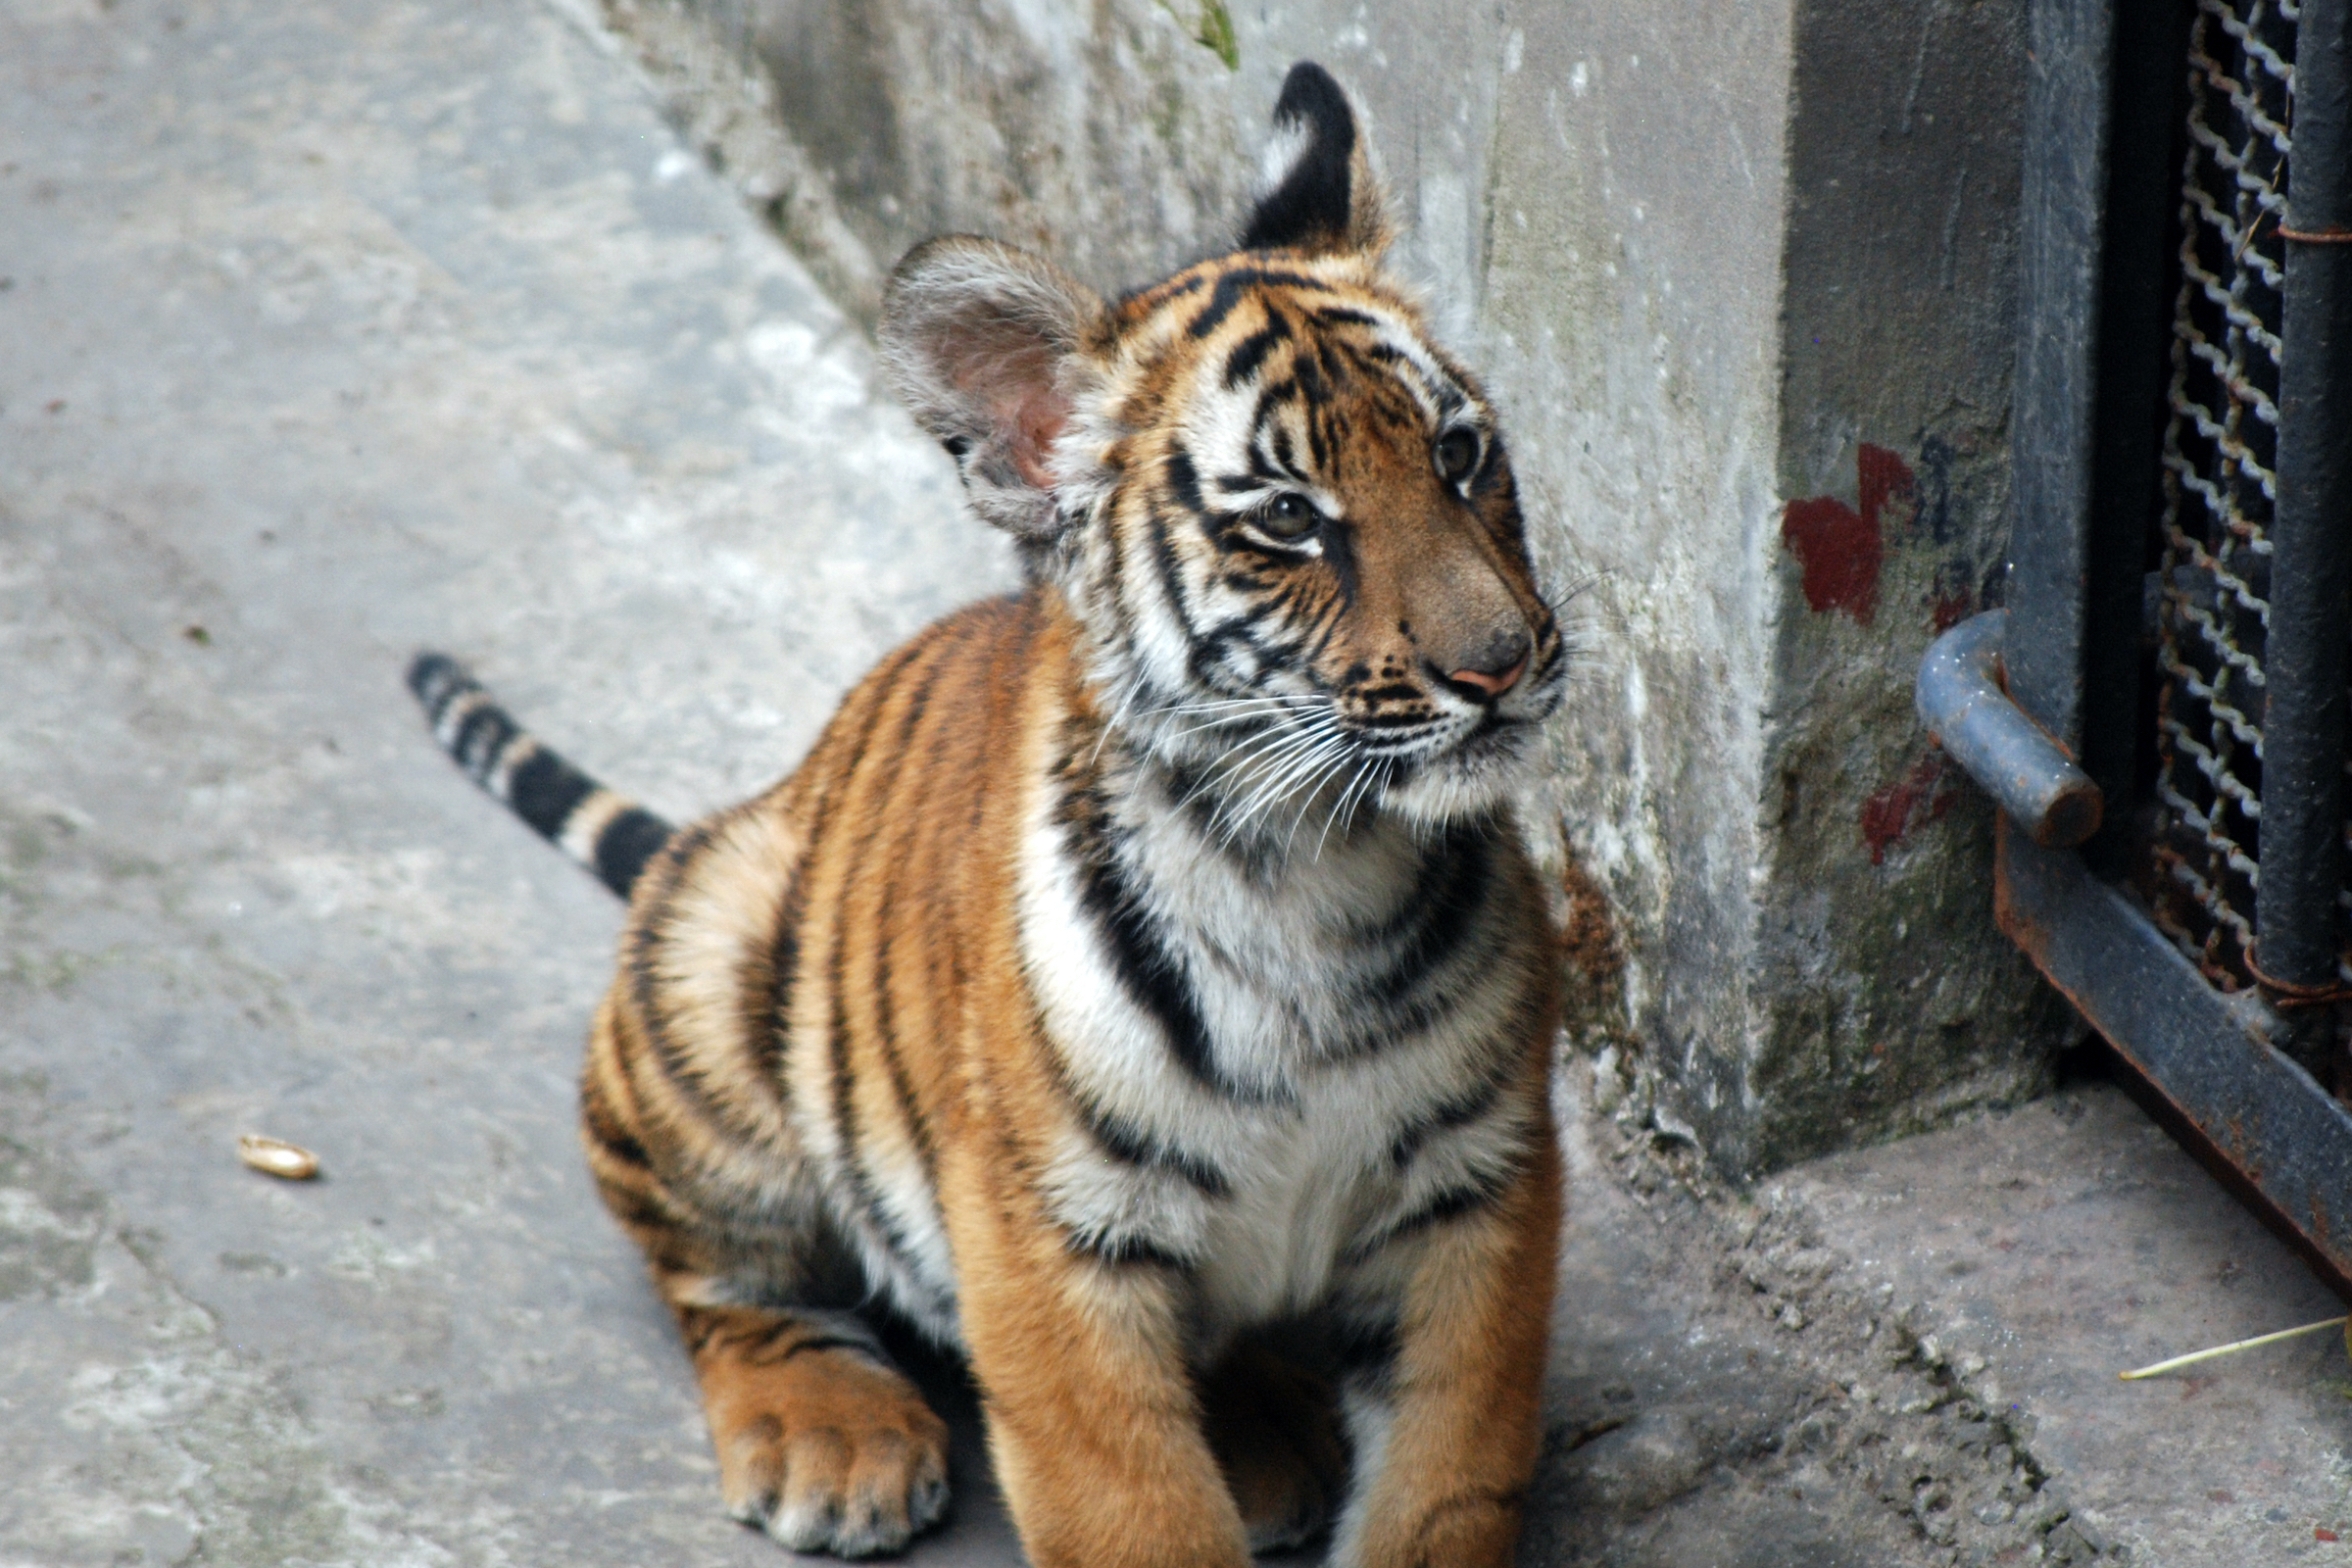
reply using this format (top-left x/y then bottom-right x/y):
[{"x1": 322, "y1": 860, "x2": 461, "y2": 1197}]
[{"x1": 414, "y1": 61, "x2": 1568, "y2": 1568}]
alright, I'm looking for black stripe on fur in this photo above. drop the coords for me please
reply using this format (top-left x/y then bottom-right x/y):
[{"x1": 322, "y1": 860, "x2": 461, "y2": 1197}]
[
  {"x1": 594, "y1": 808, "x2": 673, "y2": 898},
  {"x1": 504, "y1": 747, "x2": 595, "y2": 839},
  {"x1": 1065, "y1": 1227, "x2": 1196, "y2": 1271},
  {"x1": 1342, "y1": 1169, "x2": 1515, "y2": 1266},
  {"x1": 1187, "y1": 267, "x2": 1324, "y2": 341},
  {"x1": 1058, "y1": 774, "x2": 1281, "y2": 1104},
  {"x1": 1043, "y1": 1049, "x2": 1232, "y2": 1197},
  {"x1": 406, "y1": 651, "x2": 675, "y2": 899}
]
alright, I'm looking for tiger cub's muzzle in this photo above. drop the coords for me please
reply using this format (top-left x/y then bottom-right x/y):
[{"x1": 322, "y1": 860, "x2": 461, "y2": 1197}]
[{"x1": 1323, "y1": 530, "x2": 1563, "y2": 755}]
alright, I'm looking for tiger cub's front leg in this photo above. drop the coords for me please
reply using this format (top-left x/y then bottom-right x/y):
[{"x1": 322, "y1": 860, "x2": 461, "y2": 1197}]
[
  {"x1": 1335, "y1": 1135, "x2": 1562, "y2": 1568},
  {"x1": 944, "y1": 1155, "x2": 1254, "y2": 1568}
]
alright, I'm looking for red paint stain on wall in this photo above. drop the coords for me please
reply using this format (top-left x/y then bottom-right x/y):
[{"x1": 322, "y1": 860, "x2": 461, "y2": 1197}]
[
  {"x1": 1782, "y1": 497, "x2": 1883, "y2": 623},
  {"x1": 1861, "y1": 753, "x2": 1956, "y2": 864},
  {"x1": 1781, "y1": 442, "x2": 1917, "y2": 626},
  {"x1": 1856, "y1": 442, "x2": 1911, "y2": 529},
  {"x1": 1930, "y1": 587, "x2": 1975, "y2": 633}
]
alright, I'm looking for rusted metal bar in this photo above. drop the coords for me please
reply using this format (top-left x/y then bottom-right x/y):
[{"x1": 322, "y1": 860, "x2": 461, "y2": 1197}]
[
  {"x1": 2004, "y1": 0, "x2": 2116, "y2": 756},
  {"x1": 2253, "y1": 0, "x2": 2352, "y2": 1006},
  {"x1": 2077, "y1": 0, "x2": 2192, "y2": 882},
  {"x1": 1997, "y1": 821, "x2": 2352, "y2": 1298},
  {"x1": 1918, "y1": 612, "x2": 2104, "y2": 849}
]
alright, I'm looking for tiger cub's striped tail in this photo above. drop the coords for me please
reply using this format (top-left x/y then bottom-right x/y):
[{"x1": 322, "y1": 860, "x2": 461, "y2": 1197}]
[{"x1": 407, "y1": 653, "x2": 673, "y2": 899}]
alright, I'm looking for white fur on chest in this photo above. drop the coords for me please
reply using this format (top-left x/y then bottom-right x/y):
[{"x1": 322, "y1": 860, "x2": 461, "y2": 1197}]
[
  {"x1": 1185, "y1": 1068, "x2": 1404, "y2": 1334},
  {"x1": 1012, "y1": 744, "x2": 1531, "y2": 1339}
]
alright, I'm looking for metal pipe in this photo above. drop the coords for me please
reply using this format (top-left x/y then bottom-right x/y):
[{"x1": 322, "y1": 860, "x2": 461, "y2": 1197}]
[
  {"x1": 1917, "y1": 611, "x2": 2104, "y2": 849},
  {"x1": 2254, "y1": 0, "x2": 2352, "y2": 995}
]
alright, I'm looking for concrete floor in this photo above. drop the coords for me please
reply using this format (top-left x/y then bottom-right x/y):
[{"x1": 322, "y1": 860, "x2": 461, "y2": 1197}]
[{"x1": 1, "y1": 1, "x2": 2346, "y2": 1564}]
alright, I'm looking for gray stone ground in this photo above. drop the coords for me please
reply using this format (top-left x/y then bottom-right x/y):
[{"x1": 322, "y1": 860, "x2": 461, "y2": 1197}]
[{"x1": 1, "y1": 1, "x2": 2346, "y2": 1564}]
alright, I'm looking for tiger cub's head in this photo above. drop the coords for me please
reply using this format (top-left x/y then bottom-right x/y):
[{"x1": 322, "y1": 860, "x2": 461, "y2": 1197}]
[{"x1": 880, "y1": 62, "x2": 1567, "y2": 829}]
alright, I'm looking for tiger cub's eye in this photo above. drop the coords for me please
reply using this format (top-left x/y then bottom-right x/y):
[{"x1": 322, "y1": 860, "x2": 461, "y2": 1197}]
[
  {"x1": 1435, "y1": 427, "x2": 1481, "y2": 484},
  {"x1": 1256, "y1": 493, "x2": 1321, "y2": 541}
]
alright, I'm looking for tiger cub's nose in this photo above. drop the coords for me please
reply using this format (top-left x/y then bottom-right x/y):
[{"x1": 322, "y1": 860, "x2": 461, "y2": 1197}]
[{"x1": 1443, "y1": 627, "x2": 1532, "y2": 701}]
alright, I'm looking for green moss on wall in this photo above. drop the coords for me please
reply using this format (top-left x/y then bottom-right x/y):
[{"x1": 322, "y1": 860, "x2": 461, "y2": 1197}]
[{"x1": 1156, "y1": 0, "x2": 1239, "y2": 71}]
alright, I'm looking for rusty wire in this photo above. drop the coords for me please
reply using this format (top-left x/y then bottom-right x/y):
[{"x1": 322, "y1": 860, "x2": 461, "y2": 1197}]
[{"x1": 2151, "y1": 0, "x2": 2299, "y2": 990}]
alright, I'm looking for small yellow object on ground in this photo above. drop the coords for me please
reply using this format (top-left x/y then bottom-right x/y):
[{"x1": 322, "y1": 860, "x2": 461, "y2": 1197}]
[
  {"x1": 236, "y1": 1134, "x2": 320, "y2": 1180},
  {"x1": 2118, "y1": 1315, "x2": 2349, "y2": 1381}
]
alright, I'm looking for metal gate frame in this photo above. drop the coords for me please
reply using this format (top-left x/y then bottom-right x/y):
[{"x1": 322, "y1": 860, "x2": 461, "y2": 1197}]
[{"x1": 1918, "y1": 0, "x2": 2352, "y2": 1293}]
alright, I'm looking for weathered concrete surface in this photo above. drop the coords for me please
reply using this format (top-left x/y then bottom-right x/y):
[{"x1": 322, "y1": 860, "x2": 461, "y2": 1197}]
[
  {"x1": 1, "y1": 0, "x2": 1017, "y2": 1560},
  {"x1": 2, "y1": 1, "x2": 2342, "y2": 1564},
  {"x1": 1543, "y1": 1071, "x2": 2352, "y2": 1568},
  {"x1": 1555, "y1": 1065, "x2": 2352, "y2": 1567},
  {"x1": 1770, "y1": 1076, "x2": 2352, "y2": 1565},
  {"x1": 618, "y1": 0, "x2": 2071, "y2": 1179}
]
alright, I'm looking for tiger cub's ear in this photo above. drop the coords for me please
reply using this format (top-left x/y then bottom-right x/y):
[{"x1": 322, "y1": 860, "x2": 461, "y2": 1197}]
[
  {"x1": 1240, "y1": 62, "x2": 1394, "y2": 259},
  {"x1": 878, "y1": 236, "x2": 1104, "y2": 546}
]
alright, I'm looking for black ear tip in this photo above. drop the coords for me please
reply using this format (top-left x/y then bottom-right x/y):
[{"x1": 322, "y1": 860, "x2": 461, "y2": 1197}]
[
  {"x1": 1242, "y1": 61, "x2": 1374, "y2": 255},
  {"x1": 1272, "y1": 61, "x2": 1352, "y2": 134}
]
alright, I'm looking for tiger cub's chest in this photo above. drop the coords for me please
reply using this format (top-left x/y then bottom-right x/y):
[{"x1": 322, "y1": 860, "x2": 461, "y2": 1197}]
[
  {"x1": 1013, "y1": 753, "x2": 1538, "y2": 1333},
  {"x1": 1182, "y1": 1074, "x2": 1425, "y2": 1334}
]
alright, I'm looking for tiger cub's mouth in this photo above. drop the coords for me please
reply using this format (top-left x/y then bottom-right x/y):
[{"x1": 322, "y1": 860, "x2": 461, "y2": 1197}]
[
  {"x1": 1379, "y1": 671, "x2": 1568, "y2": 814},
  {"x1": 1135, "y1": 651, "x2": 1568, "y2": 842}
]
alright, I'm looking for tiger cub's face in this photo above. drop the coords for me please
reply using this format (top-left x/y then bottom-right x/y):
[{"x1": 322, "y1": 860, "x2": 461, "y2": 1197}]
[
  {"x1": 1086, "y1": 254, "x2": 1565, "y2": 826},
  {"x1": 881, "y1": 66, "x2": 1566, "y2": 830}
]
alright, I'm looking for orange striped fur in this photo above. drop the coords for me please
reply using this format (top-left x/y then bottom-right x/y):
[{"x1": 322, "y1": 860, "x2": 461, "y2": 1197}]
[{"x1": 417, "y1": 62, "x2": 1570, "y2": 1567}]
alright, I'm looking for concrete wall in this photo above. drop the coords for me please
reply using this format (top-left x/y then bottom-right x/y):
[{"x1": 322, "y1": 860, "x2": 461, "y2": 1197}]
[{"x1": 600, "y1": 0, "x2": 2073, "y2": 1176}]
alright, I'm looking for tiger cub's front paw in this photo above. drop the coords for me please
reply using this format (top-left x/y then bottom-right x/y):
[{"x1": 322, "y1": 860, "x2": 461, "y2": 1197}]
[{"x1": 700, "y1": 1333, "x2": 951, "y2": 1558}]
